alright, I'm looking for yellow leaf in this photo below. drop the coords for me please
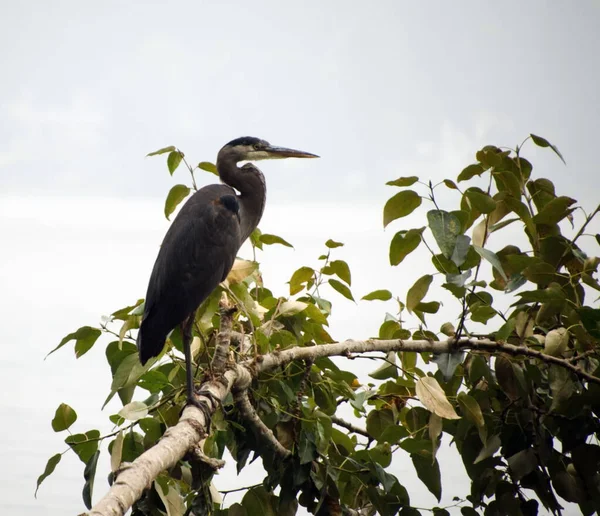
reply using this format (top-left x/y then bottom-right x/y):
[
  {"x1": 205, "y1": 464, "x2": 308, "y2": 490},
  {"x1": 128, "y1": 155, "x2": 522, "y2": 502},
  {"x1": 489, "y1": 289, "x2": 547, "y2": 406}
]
[
  {"x1": 226, "y1": 259, "x2": 258, "y2": 285},
  {"x1": 415, "y1": 376, "x2": 460, "y2": 420}
]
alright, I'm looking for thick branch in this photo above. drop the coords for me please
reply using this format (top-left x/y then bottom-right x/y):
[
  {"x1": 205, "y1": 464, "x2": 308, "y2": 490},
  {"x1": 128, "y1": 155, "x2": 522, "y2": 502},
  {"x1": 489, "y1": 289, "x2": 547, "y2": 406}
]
[
  {"x1": 89, "y1": 336, "x2": 599, "y2": 515},
  {"x1": 233, "y1": 388, "x2": 291, "y2": 459},
  {"x1": 88, "y1": 367, "x2": 249, "y2": 516},
  {"x1": 253, "y1": 337, "x2": 600, "y2": 386},
  {"x1": 212, "y1": 306, "x2": 235, "y2": 373}
]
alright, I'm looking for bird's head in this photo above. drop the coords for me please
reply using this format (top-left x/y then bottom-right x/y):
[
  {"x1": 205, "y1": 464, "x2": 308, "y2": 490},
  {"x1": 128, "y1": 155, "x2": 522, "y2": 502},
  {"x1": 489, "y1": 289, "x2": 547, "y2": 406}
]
[{"x1": 219, "y1": 136, "x2": 319, "y2": 163}]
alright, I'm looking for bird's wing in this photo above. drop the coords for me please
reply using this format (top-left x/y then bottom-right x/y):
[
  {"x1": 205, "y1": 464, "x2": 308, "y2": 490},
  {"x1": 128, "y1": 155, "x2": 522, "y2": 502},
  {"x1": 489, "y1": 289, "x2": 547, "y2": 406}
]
[{"x1": 141, "y1": 185, "x2": 241, "y2": 342}]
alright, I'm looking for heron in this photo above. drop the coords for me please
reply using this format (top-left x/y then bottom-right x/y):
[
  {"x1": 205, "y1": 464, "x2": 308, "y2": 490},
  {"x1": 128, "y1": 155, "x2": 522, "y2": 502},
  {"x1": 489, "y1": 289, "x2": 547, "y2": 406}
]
[{"x1": 137, "y1": 136, "x2": 318, "y2": 409}]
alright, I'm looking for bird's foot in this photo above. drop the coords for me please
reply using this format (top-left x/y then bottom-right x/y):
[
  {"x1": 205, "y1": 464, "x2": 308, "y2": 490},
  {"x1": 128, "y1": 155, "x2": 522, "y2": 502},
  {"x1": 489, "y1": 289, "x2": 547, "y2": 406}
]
[{"x1": 185, "y1": 388, "x2": 221, "y2": 422}]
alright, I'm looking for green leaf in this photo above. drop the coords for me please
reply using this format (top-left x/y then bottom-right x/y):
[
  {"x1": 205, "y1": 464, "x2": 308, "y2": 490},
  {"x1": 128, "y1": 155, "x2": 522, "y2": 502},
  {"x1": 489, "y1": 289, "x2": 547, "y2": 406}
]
[
  {"x1": 366, "y1": 408, "x2": 395, "y2": 440},
  {"x1": 35, "y1": 453, "x2": 61, "y2": 497},
  {"x1": 164, "y1": 184, "x2": 190, "y2": 220},
  {"x1": 259, "y1": 233, "x2": 293, "y2": 248},
  {"x1": 577, "y1": 307, "x2": 600, "y2": 339},
  {"x1": 82, "y1": 450, "x2": 100, "y2": 509},
  {"x1": 431, "y1": 351, "x2": 464, "y2": 382},
  {"x1": 415, "y1": 301, "x2": 440, "y2": 313},
  {"x1": 51, "y1": 403, "x2": 77, "y2": 432},
  {"x1": 329, "y1": 279, "x2": 354, "y2": 301},
  {"x1": 65, "y1": 430, "x2": 100, "y2": 463},
  {"x1": 457, "y1": 163, "x2": 485, "y2": 182},
  {"x1": 327, "y1": 259, "x2": 352, "y2": 285},
  {"x1": 465, "y1": 189, "x2": 496, "y2": 214},
  {"x1": 147, "y1": 145, "x2": 176, "y2": 157},
  {"x1": 457, "y1": 392, "x2": 486, "y2": 443},
  {"x1": 474, "y1": 434, "x2": 501, "y2": 464},
  {"x1": 325, "y1": 239, "x2": 344, "y2": 248},
  {"x1": 369, "y1": 352, "x2": 399, "y2": 380},
  {"x1": 427, "y1": 210, "x2": 462, "y2": 258},
  {"x1": 47, "y1": 326, "x2": 102, "y2": 357},
  {"x1": 451, "y1": 235, "x2": 471, "y2": 267},
  {"x1": 406, "y1": 275, "x2": 433, "y2": 313},
  {"x1": 532, "y1": 196, "x2": 577, "y2": 225},
  {"x1": 118, "y1": 401, "x2": 148, "y2": 422},
  {"x1": 530, "y1": 134, "x2": 566, "y2": 164},
  {"x1": 110, "y1": 431, "x2": 124, "y2": 473},
  {"x1": 198, "y1": 161, "x2": 218, "y2": 175},
  {"x1": 412, "y1": 454, "x2": 442, "y2": 501},
  {"x1": 289, "y1": 266, "x2": 314, "y2": 295},
  {"x1": 242, "y1": 486, "x2": 276, "y2": 516},
  {"x1": 389, "y1": 227, "x2": 425, "y2": 266},
  {"x1": 473, "y1": 246, "x2": 508, "y2": 281},
  {"x1": 470, "y1": 305, "x2": 497, "y2": 324},
  {"x1": 443, "y1": 179, "x2": 458, "y2": 190},
  {"x1": 167, "y1": 151, "x2": 183, "y2": 175},
  {"x1": 383, "y1": 190, "x2": 422, "y2": 228},
  {"x1": 362, "y1": 289, "x2": 393, "y2": 301},
  {"x1": 386, "y1": 176, "x2": 419, "y2": 187}
]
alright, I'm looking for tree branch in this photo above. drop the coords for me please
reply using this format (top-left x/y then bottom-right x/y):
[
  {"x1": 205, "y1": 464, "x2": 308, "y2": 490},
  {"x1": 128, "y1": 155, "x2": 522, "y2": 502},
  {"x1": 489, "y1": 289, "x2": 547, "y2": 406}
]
[
  {"x1": 88, "y1": 336, "x2": 600, "y2": 515},
  {"x1": 330, "y1": 415, "x2": 370, "y2": 439},
  {"x1": 212, "y1": 304, "x2": 235, "y2": 373},
  {"x1": 233, "y1": 388, "x2": 291, "y2": 459}
]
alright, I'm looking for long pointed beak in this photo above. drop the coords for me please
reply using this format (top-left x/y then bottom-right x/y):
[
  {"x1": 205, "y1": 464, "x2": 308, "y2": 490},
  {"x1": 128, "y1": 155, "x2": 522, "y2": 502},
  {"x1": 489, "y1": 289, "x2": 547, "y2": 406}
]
[{"x1": 265, "y1": 145, "x2": 319, "y2": 159}]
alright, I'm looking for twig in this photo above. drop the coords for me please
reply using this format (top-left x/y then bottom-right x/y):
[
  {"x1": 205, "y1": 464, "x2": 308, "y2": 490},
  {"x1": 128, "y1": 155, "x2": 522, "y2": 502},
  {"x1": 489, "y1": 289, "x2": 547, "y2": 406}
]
[{"x1": 330, "y1": 415, "x2": 370, "y2": 439}]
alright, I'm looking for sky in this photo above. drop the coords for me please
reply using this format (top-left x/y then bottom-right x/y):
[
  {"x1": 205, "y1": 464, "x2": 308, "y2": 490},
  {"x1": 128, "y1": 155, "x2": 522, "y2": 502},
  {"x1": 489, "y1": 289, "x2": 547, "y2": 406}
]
[{"x1": 1, "y1": 1, "x2": 599, "y2": 514}]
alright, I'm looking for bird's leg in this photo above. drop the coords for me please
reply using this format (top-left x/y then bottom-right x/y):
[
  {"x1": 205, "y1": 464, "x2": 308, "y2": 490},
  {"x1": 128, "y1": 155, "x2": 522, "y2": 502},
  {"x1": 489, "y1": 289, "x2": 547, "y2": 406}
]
[
  {"x1": 180, "y1": 314, "x2": 220, "y2": 423},
  {"x1": 182, "y1": 313, "x2": 205, "y2": 409}
]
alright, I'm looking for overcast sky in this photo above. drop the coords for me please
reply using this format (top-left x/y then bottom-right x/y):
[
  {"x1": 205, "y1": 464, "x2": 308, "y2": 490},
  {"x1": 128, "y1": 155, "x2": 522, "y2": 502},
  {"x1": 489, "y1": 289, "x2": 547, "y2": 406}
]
[{"x1": 1, "y1": 1, "x2": 599, "y2": 514}]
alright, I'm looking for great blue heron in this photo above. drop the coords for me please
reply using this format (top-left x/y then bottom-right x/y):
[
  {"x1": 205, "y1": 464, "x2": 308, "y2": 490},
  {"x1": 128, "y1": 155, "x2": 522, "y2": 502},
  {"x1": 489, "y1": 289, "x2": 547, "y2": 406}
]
[{"x1": 137, "y1": 136, "x2": 318, "y2": 408}]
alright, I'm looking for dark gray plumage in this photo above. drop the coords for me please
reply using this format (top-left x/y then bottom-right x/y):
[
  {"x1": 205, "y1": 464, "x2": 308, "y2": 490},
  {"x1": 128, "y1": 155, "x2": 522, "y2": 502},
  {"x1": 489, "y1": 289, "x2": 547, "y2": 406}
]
[{"x1": 137, "y1": 137, "x2": 318, "y2": 407}]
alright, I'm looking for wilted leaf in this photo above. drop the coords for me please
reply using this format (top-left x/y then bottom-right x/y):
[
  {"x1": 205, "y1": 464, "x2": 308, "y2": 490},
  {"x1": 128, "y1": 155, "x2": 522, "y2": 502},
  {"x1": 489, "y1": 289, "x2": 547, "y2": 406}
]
[
  {"x1": 530, "y1": 134, "x2": 566, "y2": 164},
  {"x1": 362, "y1": 289, "x2": 393, "y2": 301},
  {"x1": 415, "y1": 377, "x2": 460, "y2": 419},
  {"x1": 164, "y1": 184, "x2": 190, "y2": 220},
  {"x1": 386, "y1": 176, "x2": 419, "y2": 187},
  {"x1": 427, "y1": 210, "x2": 462, "y2": 258},
  {"x1": 389, "y1": 227, "x2": 425, "y2": 266},
  {"x1": 406, "y1": 275, "x2": 433, "y2": 313},
  {"x1": 35, "y1": 453, "x2": 61, "y2": 497},
  {"x1": 51, "y1": 403, "x2": 77, "y2": 432},
  {"x1": 167, "y1": 151, "x2": 183, "y2": 175},
  {"x1": 383, "y1": 190, "x2": 422, "y2": 227},
  {"x1": 544, "y1": 327, "x2": 569, "y2": 356},
  {"x1": 226, "y1": 259, "x2": 258, "y2": 284}
]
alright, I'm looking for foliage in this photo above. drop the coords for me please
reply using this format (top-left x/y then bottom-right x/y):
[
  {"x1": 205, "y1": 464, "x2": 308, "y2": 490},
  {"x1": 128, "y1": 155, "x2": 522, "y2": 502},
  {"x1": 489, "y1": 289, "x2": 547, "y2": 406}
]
[{"x1": 39, "y1": 135, "x2": 600, "y2": 516}]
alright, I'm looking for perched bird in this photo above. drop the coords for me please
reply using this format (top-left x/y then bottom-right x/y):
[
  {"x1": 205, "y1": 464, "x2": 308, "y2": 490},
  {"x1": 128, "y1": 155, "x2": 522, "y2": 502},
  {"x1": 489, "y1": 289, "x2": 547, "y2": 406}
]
[{"x1": 137, "y1": 137, "x2": 318, "y2": 408}]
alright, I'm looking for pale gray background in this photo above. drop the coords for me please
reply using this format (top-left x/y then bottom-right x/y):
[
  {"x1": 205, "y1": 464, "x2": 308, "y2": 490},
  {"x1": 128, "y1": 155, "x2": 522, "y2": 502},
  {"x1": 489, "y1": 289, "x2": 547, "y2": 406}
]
[{"x1": 1, "y1": 1, "x2": 598, "y2": 514}]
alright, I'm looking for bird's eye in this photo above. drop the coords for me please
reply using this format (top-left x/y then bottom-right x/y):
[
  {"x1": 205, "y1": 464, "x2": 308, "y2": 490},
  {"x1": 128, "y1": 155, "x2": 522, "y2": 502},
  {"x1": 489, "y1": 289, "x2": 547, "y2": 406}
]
[{"x1": 253, "y1": 143, "x2": 261, "y2": 150}]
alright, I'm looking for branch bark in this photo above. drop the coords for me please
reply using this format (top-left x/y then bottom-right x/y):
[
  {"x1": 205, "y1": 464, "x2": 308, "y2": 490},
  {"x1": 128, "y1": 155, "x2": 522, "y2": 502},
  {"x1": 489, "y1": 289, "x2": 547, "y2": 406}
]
[{"x1": 88, "y1": 336, "x2": 599, "y2": 515}]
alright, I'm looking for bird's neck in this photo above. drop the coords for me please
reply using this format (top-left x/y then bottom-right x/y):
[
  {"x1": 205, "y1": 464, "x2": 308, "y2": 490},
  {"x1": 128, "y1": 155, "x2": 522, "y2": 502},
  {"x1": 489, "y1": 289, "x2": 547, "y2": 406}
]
[{"x1": 217, "y1": 155, "x2": 266, "y2": 242}]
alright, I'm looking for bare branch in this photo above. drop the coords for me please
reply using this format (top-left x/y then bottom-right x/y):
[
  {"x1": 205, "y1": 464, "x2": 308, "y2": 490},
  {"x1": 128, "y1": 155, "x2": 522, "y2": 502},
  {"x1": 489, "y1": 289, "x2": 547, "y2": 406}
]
[
  {"x1": 233, "y1": 388, "x2": 291, "y2": 459},
  {"x1": 330, "y1": 415, "x2": 370, "y2": 439},
  {"x1": 212, "y1": 303, "x2": 236, "y2": 373}
]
